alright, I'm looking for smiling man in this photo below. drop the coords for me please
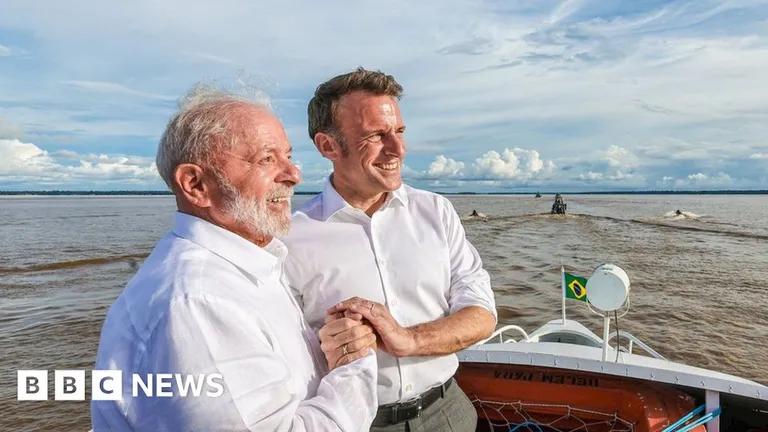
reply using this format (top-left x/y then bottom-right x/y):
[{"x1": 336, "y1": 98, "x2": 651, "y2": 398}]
[
  {"x1": 282, "y1": 68, "x2": 497, "y2": 431},
  {"x1": 92, "y1": 87, "x2": 377, "y2": 431}
]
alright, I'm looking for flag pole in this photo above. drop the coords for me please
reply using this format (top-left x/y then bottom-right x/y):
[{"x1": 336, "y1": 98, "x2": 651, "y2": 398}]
[{"x1": 561, "y1": 263, "x2": 566, "y2": 324}]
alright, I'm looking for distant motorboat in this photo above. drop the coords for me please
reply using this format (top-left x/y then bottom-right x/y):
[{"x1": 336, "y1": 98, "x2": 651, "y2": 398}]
[
  {"x1": 469, "y1": 209, "x2": 488, "y2": 221},
  {"x1": 535, "y1": 193, "x2": 542, "y2": 198},
  {"x1": 551, "y1": 194, "x2": 567, "y2": 214}
]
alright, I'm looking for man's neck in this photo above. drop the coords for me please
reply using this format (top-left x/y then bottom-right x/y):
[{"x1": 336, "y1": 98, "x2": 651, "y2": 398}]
[{"x1": 330, "y1": 174, "x2": 388, "y2": 217}]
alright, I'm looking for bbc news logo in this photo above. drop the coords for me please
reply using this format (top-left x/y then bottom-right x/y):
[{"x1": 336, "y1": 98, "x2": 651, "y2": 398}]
[{"x1": 17, "y1": 370, "x2": 224, "y2": 401}]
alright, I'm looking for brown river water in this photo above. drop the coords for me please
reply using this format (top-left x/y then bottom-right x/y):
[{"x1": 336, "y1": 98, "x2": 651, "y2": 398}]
[{"x1": 1, "y1": 194, "x2": 766, "y2": 431}]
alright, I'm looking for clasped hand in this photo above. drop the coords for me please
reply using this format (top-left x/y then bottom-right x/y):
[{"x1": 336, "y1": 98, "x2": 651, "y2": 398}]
[{"x1": 318, "y1": 297, "x2": 416, "y2": 369}]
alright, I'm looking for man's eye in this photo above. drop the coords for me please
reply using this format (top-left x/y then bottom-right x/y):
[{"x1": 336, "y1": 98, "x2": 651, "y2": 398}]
[
  {"x1": 261, "y1": 155, "x2": 275, "y2": 164},
  {"x1": 368, "y1": 134, "x2": 383, "y2": 142}
]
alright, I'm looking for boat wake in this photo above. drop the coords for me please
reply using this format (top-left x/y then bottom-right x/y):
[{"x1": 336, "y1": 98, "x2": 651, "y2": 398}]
[
  {"x1": 663, "y1": 210, "x2": 702, "y2": 220},
  {"x1": 480, "y1": 213, "x2": 768, "y2": 241},
  {"x1": 0, "y1": 253, "x2": 149, "y2": 274},
  {"x1": 627, "y1": 216, "x2": 767, "y2": 241}
]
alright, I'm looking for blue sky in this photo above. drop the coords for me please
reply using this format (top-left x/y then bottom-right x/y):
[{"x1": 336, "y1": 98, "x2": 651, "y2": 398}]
[{"x1": 1, "y1": 0, "x2": 767, "y2": 191}]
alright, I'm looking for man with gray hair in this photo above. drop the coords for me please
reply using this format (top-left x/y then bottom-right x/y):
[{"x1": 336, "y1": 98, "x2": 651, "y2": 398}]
[{"x1": 92, "y1": 87, "x2": 378, "y2": 431}]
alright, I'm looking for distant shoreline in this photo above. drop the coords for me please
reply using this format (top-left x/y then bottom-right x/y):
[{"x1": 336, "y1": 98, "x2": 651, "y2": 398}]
[{"x1": 1, "y1": 190, "x2": 766, "y2": 196}]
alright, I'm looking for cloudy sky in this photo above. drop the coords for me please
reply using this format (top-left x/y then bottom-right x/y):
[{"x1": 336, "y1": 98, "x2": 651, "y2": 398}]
[{"x1": 1, "y1": 0, "x2": 767, "y2": 191}]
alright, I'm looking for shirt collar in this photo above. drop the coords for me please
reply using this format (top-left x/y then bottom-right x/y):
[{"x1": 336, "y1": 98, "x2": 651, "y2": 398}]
[
  {"x1": 320, "y1": 176, "x2": 409, "y2": 221},
  {"x1": 172, "y1": 212, "x2": 286, "y2": 279}
]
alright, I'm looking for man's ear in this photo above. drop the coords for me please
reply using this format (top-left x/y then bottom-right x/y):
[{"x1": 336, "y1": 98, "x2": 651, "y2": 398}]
[
  {"x1": 314, "y1": 132, "x2": 343, "y2": 161},
  {"x1": 173, "y1": 163, "x2": 213, "y2": 209}
]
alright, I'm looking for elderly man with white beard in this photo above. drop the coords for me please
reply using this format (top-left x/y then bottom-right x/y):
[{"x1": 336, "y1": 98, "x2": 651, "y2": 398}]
[{"x1": 92, "y1": 87, "x2": 378, "y2": 431}]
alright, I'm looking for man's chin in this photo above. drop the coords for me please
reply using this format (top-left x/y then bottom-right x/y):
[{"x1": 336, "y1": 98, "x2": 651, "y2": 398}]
[
  {"x1": 251, "y1": 219, "x2": 290, "y2": 239},
  {"x1": 272, "y1": 206, "x2": 292, "y2": 220},
  {"x1": 370, "y1": 171, "x2": 402, "y2": 190},
  {"x1": 383, "y1": 177, "x2": 402, "y2": 191},
  {"x1": 269, "y1": 211, "x2": 292, "y2": 235}
]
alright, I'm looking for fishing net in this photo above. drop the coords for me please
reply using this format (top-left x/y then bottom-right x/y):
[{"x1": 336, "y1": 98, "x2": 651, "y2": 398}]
[{"x1": 472, "y1": 398, "x2": 635, "y2": 432}]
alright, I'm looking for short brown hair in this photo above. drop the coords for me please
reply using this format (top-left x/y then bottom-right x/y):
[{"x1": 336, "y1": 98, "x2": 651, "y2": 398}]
[{"x1": 307, "y1": 67, "x2": 403, "y2": 140}]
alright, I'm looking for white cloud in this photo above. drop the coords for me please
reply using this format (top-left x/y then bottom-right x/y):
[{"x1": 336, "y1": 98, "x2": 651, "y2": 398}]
[
  {"x1": 473, "y1": 148, "x2": 555, "y2": 180},
  {"x1": 62, "y1": 80, "x2": 175, "y2": 101},
  {"x1": 750, "y1": 152, "x2": 768, "y2": 159},
  {"x1": 567, "y1": 145, "x2": 645, "y2": 186},
  {"x1": 418, "y1": 147, "x2": 556, "y2": 182},
  {"x1": 405, "y1": 140, "x2": 761, "y2": 190},
  {"x1": 0, "y1": 139, "x2": 52, "y2": 175},
  {"x1": 665, "y1": 172, "x2": 736, "y2": 189},
  {"x1": 420, "y1": 145, "x2": 652, "y2": 186},
  {"x1": 52, "y1": 149, "x2": 81, "y2": 159},
  {"x1": 0, "y1": 139, "x2": 159, "y2": 188},
  {"x1": 577, "y1": 169, "x2": 639, "y2": 183},
  {"x1": 184, "y1": 51, "x2": 235, "y2": 65},
  {"x1": 0, "y1": 118, "x2": 23, "y2": 139},
  {"x1": 600, "y1": 145, "x2": 640, "y2": 169},
  {"x1": 0, "y1": 43, "x2": 10, "y2": 56},
  {"x1": 293, "y1": 161, "x2": 332, "y2": 188},
  {"x1": 427, "y1": 155, "x2": 464, "y2": 178},
  {"x1": 546, "y1": 0, "x2": 585, "y2": 25},
  {"x1": 578, "y1": 171, "x2": 603, "y2": 181}
]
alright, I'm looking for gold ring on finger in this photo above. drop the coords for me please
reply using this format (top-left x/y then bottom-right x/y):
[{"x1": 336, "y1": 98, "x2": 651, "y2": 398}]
[{"x1": 342, "y1": 344, "x2": 348, "y2": 356}]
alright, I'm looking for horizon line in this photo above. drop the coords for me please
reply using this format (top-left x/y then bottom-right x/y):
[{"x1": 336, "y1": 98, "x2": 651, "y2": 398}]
[{"x1": 1, "y1": 190, "x2": 767, "y2": 196}]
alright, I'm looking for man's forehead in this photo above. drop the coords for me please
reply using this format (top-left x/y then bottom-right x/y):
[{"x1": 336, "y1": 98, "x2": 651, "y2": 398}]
[
  {"x1": 234, "y1": 108, "x2": 289, "y2": 151},
  {"x1": 336, "y1": 92, "x2": 402, "y2": 126},
  {"x1": 237, "y1": 104, "x2": 275, "y2": 123}
]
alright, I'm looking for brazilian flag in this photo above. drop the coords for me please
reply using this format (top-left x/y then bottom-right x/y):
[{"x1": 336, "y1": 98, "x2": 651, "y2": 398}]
[{"x1": 564, "y1": 272, "x2": 588, "y2": 302}]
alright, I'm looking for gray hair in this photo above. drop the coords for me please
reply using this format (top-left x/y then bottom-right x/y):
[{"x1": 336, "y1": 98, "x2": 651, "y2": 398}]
[{"x1": 156, "y1": 82, "x2": 272, "y2": 188}]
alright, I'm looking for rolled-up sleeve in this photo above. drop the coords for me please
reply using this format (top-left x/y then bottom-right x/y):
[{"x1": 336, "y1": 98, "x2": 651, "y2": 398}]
[
  {"x1": 440, "y1": 199, "x2": 497, "y2": 322},
  {"x1": 123, "y1": 295, "x2": 377, "y2": 432}
]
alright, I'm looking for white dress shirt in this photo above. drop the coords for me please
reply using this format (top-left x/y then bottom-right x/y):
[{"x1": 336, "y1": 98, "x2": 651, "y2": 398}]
[
  {"x1": 92, "y1": 212, "x2": 377, "y2": 432},
  {"x1": 281, "y1": 180, "x2": 496, "y2": 404}
]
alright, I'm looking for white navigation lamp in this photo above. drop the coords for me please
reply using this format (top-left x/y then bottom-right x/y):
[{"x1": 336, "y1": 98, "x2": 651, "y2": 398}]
[
  {"x1": 586, "y1": 264, "x2": 631, "y2": 361},
  {"x1": 587, "y1": 264, "x2": 630, "y2": 312}
]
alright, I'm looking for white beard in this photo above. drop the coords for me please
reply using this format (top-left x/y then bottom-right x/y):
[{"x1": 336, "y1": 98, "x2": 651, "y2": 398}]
[{"x1": 216, "y1": 174, "x2": 293, "y2": 238}]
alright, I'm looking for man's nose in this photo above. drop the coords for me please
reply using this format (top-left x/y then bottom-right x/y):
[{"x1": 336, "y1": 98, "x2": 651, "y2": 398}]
[
  {"x1": 277, "y1": 158, "x2": 301, "y2": 186},
  {"x1": 384, "y1": 132, "x2": 406, "y2": 158}
]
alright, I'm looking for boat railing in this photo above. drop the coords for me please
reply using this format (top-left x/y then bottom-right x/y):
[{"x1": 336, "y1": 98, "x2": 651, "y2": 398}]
[
  {"x1": 607, "y1": 330, "x2": 667, "y2": 360},
  {"x1": 477, "y1": 324, "x2": 530, "y2": 345},
  {"x1": 478, "y1": 325, "x2": 667, "y2": 361}
]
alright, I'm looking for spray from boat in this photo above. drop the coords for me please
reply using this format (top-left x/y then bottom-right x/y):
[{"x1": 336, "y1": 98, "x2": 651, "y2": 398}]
[{"x1": 665, "y1": 209, "x2": 702, "y2": 220}]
